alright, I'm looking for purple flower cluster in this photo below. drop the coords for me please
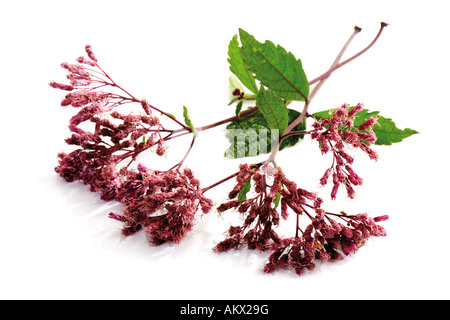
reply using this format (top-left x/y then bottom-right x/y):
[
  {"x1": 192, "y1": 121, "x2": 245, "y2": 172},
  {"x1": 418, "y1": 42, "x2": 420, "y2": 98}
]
[
  {"x1": 311, "y1": 103, "x2": 378, "y2": 199},
  {"x1": 214, "y1": 164, "x2": 388, "y2": 276},
  {"x1": 109, "y1": 167, "x2": 213, "y2": 245},
  {"x1": 214, "y1": 164, "x2": 281, "y2": 252},
  {"x1": 52, "y1": 45, "x2": 212, "y2": 245},
  {"x1": 264, "y1": 212, "x2": 388, "y2": 276}
]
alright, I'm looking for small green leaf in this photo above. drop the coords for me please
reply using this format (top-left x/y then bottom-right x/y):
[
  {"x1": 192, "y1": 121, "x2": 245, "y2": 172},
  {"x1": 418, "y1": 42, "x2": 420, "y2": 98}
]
[
  {"x1": 238, "y1": 178, "x2": 252, "y2": 202},
  {"x1": 239, "y1": 29, "x2": 309, "y2": 101},
  {"x1": 313, "y1": 107, "x2": 419, "y2": 145},
  {"x1": 165, "y1": 112, "x2": 176, "y2": 119},
  {"x1": 183, "y1": 106, "x2": 198, "y2": 137},
  {"x1": 228, "y1": 34, "x2": 259, "y2": 94},
  {"x1": 235, "y1": 100, "x2": 244, "y2": 117},
  {"x1": 273, "y1": 191, "x2": 281, "y2": 209},
  {"x1": 256, "y1": 87, "x2": 289, "y2": 135}
]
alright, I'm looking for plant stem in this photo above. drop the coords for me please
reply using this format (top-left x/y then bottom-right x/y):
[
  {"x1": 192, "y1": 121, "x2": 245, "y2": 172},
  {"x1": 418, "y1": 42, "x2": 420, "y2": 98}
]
[
  {"x1": 308, "y1": 22, "x2": 388, "y2": 86},
  {"x1": 280, "y1": 130, "x2": 311, "y2": 141},
  {"x1": 265, "y1": 23, "x2": 386, "y2": 166},
  {"x1": 289, "y1": 25, "x2": 364, "y2": 133},
  {"x1": 195, "y1": 106, "x2": 259, "y2": 132},
  {"x1": 308, "y1": 26, "x2": 362, "y2": 101},
  {"x1": 95, "y1": 61, "x2": 190, "y2": 131},
  {"x1": 202, "y1": 171, "x2": 241, "y2": 194},
  {"x1": 168, "y1": 135, "x2": 196, "y2": 171},
  {"x1": 202, "y1": 162, "x2": 263, "y2": 193},
  {"x1": 148, "y1": 102, "x2": 190, "y2": 130},
  {"x1": 95, "y1": 62, "x2": 138, "y2": 101}
]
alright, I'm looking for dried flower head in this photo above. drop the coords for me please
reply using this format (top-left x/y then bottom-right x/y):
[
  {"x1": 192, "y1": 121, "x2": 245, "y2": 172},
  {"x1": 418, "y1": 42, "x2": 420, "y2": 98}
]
[
  {"x1": 215, "y1": 163, "x2": 388, "y2": 276},
  {"x1": 311, "y1": 103, "x2": 378, "y2": 199},
  {"x1": 52, "y1": 45, "x2": 212, "y2": 246},
  {"x1": 110, "y1": 168, "x2": 212, "y2": 245}
]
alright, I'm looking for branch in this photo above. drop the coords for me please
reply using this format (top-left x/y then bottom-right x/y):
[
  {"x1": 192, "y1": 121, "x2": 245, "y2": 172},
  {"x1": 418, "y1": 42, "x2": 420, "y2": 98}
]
[
  {"x1": 309, "y1": 22, "x2": 389, "y2": 85},
  {"x1": 196, "y1": 106, "x2": 259, "y2": 132},
  {"x1": 264, "y1": 23, "x2": 379, "y2": 165}
]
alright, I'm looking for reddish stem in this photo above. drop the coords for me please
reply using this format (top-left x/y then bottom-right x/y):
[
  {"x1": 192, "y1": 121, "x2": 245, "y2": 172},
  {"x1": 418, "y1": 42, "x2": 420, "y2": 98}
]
[
  {"x1": 95, "y1": 61, "x2": 190, "y2": 131},
  {"x1": 309, "y1": 22, "x2": 388, "y2": 86},
  {"x1": 295, "y1": 213, "x2": 300, "y2": 238},
  {"x1": 265, "y1": 22, "x2": 387, "y2": 166},
  {"x1": 202, "y1": 162, "x2": 263, "y2": 193},
  {"x1": 168, "y1": 135, "x2": 196, "y2": 171},
  {"x1": 308, "y1": 26, "x2": 362, "y2": 102},
  {"x1": 196, "y1": 106, "x2": 259, "y2": 132},
  {"x1": 95, "y1": 62, "x2": 138, "y2": 101},
  {"x1": 201, "y1": 172, "x2": 240, "y2": 194}
]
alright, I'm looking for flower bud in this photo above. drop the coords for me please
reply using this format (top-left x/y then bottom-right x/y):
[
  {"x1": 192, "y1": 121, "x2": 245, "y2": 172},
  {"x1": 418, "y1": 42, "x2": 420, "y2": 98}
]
[
  {"x1": 320, "y1": 168, "x2": 332, "y2": 186},
  {"x1": 49, "y1": 81, "x2": 73, "y2": 91},
  {"x1": 374, "y1": 215, "x2": 389, "y2": 222},
  {"x1": 85, "y1": 44, "x2": 97, "y2": 62},
  {"x1": 348, "y1": 103, "x2": 363, "y2": 117},
  {"x1": 359, "y1": 116, "x2": 377, "y2": 131}
]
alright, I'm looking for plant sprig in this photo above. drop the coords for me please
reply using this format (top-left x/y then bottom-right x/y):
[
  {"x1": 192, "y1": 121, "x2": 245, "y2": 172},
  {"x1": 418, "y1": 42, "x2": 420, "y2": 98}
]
[{"x1": 51, "y1": 23, "x2": 418, "y2": 277}]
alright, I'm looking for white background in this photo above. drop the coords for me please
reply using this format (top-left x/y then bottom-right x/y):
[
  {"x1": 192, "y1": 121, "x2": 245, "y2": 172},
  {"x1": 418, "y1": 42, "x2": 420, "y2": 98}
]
[{"x1": 1, "y1": 0, "x2": 449, "y2": 300}]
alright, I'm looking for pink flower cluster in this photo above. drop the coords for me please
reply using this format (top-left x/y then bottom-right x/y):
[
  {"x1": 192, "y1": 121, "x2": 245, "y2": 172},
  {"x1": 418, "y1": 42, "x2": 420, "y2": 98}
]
[
  {"x1": 52, "y1": 45, "x2": 212, "y2": 245},
  {"x1": 214, "y1": 164, "x2": 388, "y2": 276},
  {"x1": 214, "y1": 164, "x2": 281, "y2": 252},
  {"x1": 109, "y1": 167, "x2": 213, "y2": 245},
  {"x1": 264, "y1": 212, "x2": 388, "y2": 276},
  {"x1": 311, "y1": 103, "x2": 378, "y2": 199}
]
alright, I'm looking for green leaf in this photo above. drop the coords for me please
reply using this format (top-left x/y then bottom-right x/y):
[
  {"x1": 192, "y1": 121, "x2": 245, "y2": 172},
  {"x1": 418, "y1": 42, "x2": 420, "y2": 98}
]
[
  {"x1": 228, "y1": 35, "x2": 259, "y2": 94},
  {"x1": 273, "y1": 192, "x2": 281, "y2": 209},
  {"x1": 182, "y1": 106, "x2": 198, "y2": 137},
  {"x1": 235, "y1": 100, "x2": 244, "y2": 117},
  {"x1": 165, "y1": 112, "x2": 176, "y2": 119},
  {"x1": 364, "y1": 111, "x2": 419, "y2": 145},
  {"x1": 224, "y1": 111, "x2": 268, "y2": 158},
  {"x1": 238, "y1": 178, "x2": 252, "y2": 202},
  {"x1": 256, "y1": 87, "x2": 289, "y2": 135},
  {"x1": 239, "y1": 28, "x2": 309, "y2": 101},
  {"x1": 224, "y1": 108, "x2": 306, "y2": 158},
  {"x1": 313, "y1": 107, "x2": 419, "y2": 145},
  {"x1": 311, "y1": 109, "x2": 333, "y2": 119}
]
